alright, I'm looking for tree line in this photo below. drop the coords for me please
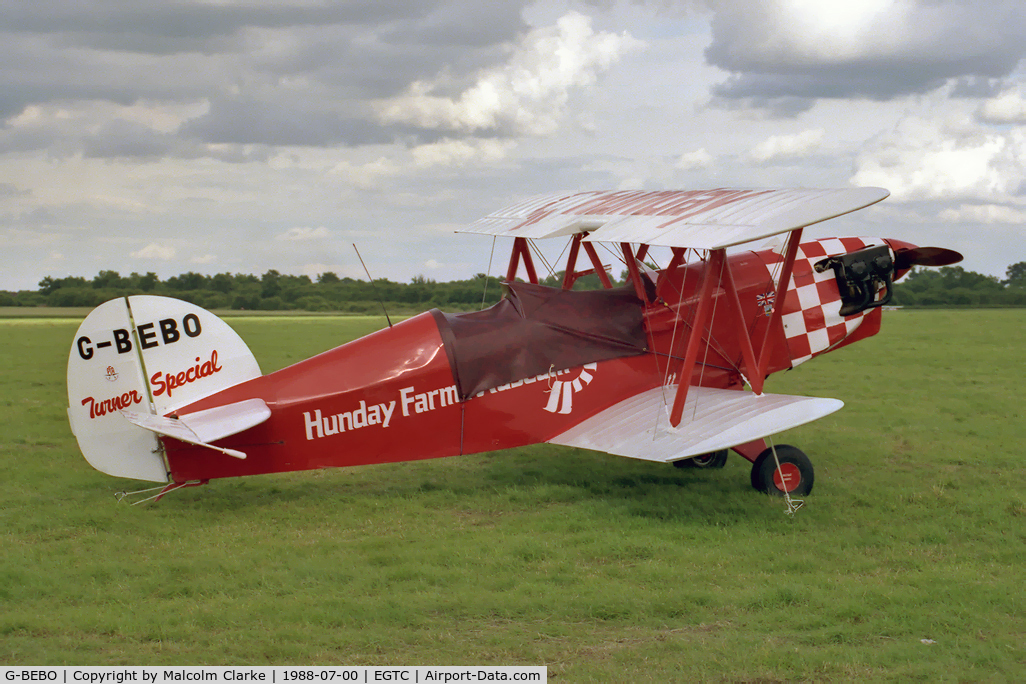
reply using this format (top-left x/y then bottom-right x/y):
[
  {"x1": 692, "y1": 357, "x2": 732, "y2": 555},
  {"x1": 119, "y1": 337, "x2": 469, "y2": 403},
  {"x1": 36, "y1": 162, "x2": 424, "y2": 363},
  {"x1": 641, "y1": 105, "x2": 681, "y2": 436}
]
[
  {"x1": 890, "y1": 262, "x2": 1026, "y2": 307},
  {"x1": 2, "y1": 270, "x2": 510, "y2": 312},
  {"x1": 1, "y1": 262, "x2": 1024, "y2": 311}
]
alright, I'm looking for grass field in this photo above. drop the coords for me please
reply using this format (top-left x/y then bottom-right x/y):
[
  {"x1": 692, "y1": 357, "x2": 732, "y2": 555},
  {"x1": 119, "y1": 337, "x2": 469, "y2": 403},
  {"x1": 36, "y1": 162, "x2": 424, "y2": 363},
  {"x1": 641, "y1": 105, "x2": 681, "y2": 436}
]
[{"x1": 1, "y1": 309, "x2": 1023, "y2": 680}]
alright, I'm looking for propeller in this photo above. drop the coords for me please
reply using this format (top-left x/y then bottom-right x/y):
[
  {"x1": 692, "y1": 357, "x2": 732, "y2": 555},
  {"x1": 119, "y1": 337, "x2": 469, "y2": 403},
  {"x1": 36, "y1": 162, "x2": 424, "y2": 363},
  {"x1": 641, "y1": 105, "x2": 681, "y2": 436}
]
[{"x1": 893, "y1": 246, "x2": 963, "y2": 271}]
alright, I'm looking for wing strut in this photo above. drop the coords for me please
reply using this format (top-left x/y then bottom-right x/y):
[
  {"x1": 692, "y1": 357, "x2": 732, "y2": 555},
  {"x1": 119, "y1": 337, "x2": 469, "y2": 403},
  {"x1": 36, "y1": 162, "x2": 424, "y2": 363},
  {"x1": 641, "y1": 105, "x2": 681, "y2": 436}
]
[
  {"x1": 561, "y1": 234, "x2": 584, "y2": 289},
  {"x1": 555, "y1": 233, "x2": 614, "y2": 289},
  {"x1": 665, "y1": 228, "x2": 804, "y2": 427},
  {"x1": 506, "y1": 237, "x2": 539, "y2": 284},
  {"x1": 756, "y1": 227, "x2": 803, "y2": 381},
  {"x1": 620, "y1": 242, "x2": 648, "y2": 302},
  {"x1": 582, "y1": 241, "x2": 614, "y2": 288},
  {"x1": 668, "y1": 249, "x2": 723, "y2": 426}
]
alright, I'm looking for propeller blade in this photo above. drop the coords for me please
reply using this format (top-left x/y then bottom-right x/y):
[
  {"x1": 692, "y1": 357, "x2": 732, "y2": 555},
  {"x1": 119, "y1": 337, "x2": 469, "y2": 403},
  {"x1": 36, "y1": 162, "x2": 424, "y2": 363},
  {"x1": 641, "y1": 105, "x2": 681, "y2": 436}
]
[{"x1": 894, "y1": 247, "x2": 963, "y2": 270}]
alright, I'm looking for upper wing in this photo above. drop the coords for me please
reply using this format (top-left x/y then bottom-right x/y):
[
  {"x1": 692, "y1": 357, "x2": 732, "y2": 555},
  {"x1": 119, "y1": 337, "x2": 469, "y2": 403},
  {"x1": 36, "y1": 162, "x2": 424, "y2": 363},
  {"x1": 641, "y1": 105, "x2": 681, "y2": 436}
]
[
  {"x1": 460, "y1": 187, "x2": 889, "y2": 249},
  {"x1": 547, "y1": 386, "x2": 843, "y2": 462}
]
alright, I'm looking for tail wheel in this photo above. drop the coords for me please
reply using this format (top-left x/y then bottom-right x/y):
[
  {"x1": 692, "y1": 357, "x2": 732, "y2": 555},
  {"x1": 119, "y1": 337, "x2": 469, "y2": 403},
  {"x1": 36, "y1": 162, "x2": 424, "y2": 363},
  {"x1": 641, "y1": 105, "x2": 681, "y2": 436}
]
[
  {"x1": 672, "y1": 449, "x2": 728, "y2": 469},
  {"x1": 750, "y1": 445, "x2": 814, "y2": 495}
]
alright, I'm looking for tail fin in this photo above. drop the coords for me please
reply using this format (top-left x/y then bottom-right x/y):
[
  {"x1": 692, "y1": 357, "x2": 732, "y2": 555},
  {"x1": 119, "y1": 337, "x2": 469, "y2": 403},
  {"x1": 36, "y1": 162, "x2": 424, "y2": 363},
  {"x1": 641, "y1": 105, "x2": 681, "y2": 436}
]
[{"x1": 67, "y1": 296, "x2": 261, "y2": 482}]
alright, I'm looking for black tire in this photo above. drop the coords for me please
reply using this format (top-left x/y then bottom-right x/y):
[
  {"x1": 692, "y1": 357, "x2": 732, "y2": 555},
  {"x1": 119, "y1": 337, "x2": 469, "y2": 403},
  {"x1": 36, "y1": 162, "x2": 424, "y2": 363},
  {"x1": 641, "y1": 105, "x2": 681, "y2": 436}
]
[
  {"x1": 750, "y1": 445, "x2": 814, "y2": 495},
  {"x1": 672, "y1": 449, "x2": 728, "y2": 469}
]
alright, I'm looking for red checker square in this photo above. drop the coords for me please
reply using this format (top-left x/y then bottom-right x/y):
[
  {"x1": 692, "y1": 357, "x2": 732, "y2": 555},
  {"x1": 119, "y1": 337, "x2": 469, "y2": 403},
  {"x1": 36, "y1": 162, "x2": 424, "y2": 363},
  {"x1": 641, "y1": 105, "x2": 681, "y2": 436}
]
[
  {"x1": 816, "y1": 279, "x2": 841, "y2": 304},
  {"x1": 782, "y1": 291, "x2": 802, "y2": 315},
  {"x1": 799, "y1": 242, "x2": 827, "y2": 258},
  {"x1": 802, "y1": 305, "x2": 826, "y2": 331},
  {"x1": 786, "y1": 334, "x2": 812, "y2": 360},
  {"x1": 793, "y1": 269, "x2": 816, "y2": 287},
  {"x1": 840, "y1": 237, "x2": 869, "y2": 252},
  {"x1": 826, "y1": 322, "x2": 848, "y2": 347}
]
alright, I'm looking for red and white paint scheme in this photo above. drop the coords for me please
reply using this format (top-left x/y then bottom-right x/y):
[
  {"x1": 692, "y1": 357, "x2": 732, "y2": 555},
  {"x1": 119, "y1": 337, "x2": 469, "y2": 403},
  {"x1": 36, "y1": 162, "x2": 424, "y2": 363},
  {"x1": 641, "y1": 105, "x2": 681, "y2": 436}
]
[{"x1": 66, "y1": 187, "x2": 961, "y2": 500}]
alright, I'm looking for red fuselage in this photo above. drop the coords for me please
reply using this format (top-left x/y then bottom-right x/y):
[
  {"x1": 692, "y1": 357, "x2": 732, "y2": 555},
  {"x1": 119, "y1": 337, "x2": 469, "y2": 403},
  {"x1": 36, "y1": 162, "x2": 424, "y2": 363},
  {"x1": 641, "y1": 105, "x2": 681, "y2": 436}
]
[{"x1": 163, "y1": 238, "x2": 889, "y2": 482}]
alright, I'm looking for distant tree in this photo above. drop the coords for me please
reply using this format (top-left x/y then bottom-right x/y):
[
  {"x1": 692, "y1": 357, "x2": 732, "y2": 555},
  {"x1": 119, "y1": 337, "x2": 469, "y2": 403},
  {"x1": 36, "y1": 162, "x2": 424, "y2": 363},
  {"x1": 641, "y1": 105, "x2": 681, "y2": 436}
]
[
  {"x1": 1005, "y1": 262, "x2": 1026, "y2": 288},
  {"x1": 936, "y1": 266, "x2": 1002, "y2": 292},
  {"x1": 260, "y1": 295, "x2": 284, "y2": 311},
  {"x1": 92, "y1": 270, "x2": 124, "y2": 289},
  {"x1": 261, "y1": 269, "x2": 282, "y2": 297},
  {"x1": 38, "y1": 276, "x2": 58, "y2": 295},
  {"x1": 210, "y1": 273, "x2": 234, "y2": 294},
  {"x1": 140, "y1": 272, "x2": 159, "y2": 291},
  {"x1": 167, "y1": 271, "x2": 207, "y2": 291},
  {"x1": 232, "y1": 293, "x2": 261, "y2": 310},
  {"x1": 317, "y1": 272, "x2": 340, "y2": 284},
  {"x1": 126, "y1": 271, "x2": 159, "y2": 292}
]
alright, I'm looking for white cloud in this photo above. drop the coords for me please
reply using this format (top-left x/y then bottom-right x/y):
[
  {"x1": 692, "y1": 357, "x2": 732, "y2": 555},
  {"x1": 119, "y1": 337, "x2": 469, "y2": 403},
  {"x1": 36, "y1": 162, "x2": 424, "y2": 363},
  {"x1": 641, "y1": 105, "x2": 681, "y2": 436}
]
[
  {"x1": 424, "y1": 259, "x2": 441, "y2": 269},
  {"x1": 376, "y1": 12, "x2": 644, "y2": 136},
  {"x1": 276, "y1": 226, "x2": 330, "y2": 241},
  {"x1": 749, "y1": 129, "x2": 825, "y2": 163},
  {"x1": 938, "y1": 203, "x2": 1026, "y2": 224},
  {"x1": 675, "y1": 148, "x2": 714, "y2": 170},
  {"x1": 191, "y1": 254, "x2": 217, "y2": 264},
  {"x1": 705, "y1": 0, "x2": 1026, "y2": 107},
  {"x1": 412, "y1": 138, "x2": 514, "y2": 167},
  {"x1": 977, "y1": 88, "x2": 1026, "y2": 124},
  {"x1": 764, "y1": 0, "x2": 908, "y2": 63},
  {"x1": 331, "y1": 157, "x2": 401, "y2": 190},
  {"x1": 851, "y1": 117, "x2": 1019, "y2": 201},
  {"x1": 131, "y1": 243, "x2": 176, "y2": 260}
]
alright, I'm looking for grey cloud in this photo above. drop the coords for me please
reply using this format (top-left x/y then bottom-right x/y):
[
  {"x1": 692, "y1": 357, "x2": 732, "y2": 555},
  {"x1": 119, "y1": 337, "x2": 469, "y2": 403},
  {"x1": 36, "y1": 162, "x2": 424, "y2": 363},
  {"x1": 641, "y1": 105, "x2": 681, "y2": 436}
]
[
  {"x1": 381, "y1": 1, "x2": 528, "y2": 48},
  {"x1": 80, "y1": 119, "x2": 200, "y2": 160},
  {"x1": 179, "y1": 97, "x2": 396, "y2": 147},
  {"x1": 0, "y1": 182, "x2": 29, "y2": 198},
  {"x1": 704, "y1": 0, "x2": 1026, "y2": 111},
  {"x1": 949, "y1": 76, "x2": 1007, "y2": 99},
  {"x1": 0, "y1": 1, "x2": 436, "y2": 54},
  {"x1": 0, "y1": 0, "x2": 535, "y2": 154}
]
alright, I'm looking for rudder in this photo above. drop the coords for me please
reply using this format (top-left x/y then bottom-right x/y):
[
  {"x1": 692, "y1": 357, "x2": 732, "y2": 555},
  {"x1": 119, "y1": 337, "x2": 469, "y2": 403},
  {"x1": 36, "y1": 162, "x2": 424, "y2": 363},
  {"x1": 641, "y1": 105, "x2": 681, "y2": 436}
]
[{"x1": 67, "y1": 296, "x2": 262, "y2": 482}]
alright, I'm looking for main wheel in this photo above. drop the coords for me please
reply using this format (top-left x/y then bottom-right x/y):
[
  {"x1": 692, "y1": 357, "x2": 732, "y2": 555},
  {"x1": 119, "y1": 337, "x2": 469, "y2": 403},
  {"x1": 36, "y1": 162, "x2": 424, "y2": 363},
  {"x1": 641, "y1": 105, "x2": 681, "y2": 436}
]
[
  {"x1": 750, "y1": 445, "x2": 814, "y2": 495},
  {"x1": 672, "y1": 449, "x2": 728, "y2": 469}
]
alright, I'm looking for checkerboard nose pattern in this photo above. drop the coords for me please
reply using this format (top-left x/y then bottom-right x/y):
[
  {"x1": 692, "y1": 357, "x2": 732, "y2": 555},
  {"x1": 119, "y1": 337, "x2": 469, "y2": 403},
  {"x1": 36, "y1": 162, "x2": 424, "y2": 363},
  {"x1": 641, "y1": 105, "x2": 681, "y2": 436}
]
[{"x1": 756, "y1": 237, "x2": 889, "y2": 367}]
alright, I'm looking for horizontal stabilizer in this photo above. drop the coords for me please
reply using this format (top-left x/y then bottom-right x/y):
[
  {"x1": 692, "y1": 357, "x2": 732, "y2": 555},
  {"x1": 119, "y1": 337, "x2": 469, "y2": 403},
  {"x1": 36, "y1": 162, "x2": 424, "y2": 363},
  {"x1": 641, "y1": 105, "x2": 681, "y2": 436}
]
[
  {"x1": 548, "y1": 386, "x2": 843, "y2": 462},
  {"x1": 461, "y1": 187, "x2": 888, "y2": 249},
  {"x1": 121, "y1": 398, "x2": 271, "y2": 460}
]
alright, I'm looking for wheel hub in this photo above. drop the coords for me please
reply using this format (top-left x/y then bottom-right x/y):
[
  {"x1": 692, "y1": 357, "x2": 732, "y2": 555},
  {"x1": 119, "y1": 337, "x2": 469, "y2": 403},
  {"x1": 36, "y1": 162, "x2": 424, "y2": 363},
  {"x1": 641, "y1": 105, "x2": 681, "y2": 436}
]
[{"x1": 772, "y1": 462, "x2": 802, "y2": 492}]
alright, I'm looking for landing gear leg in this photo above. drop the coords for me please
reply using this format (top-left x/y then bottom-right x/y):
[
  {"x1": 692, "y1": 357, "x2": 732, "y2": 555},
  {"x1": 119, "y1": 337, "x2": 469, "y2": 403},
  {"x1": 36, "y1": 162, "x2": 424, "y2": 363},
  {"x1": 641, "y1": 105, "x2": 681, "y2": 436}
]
[{"x1": 750, "y1": 445, "x2": 814, "y2": 495}]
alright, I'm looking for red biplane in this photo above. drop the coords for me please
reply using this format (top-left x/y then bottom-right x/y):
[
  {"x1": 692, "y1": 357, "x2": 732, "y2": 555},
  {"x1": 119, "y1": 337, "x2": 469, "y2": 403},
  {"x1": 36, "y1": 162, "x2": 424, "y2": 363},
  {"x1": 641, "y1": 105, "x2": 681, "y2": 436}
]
[{"x1": 67, "y1": 187, "x2": 961, "y2": 503}]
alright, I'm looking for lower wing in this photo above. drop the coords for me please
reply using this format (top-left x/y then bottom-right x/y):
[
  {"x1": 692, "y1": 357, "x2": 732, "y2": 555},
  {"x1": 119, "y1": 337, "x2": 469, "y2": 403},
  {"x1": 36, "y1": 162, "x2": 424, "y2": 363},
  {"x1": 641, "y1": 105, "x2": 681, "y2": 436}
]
[{"x1": 548, "y1": 386, "x2": 842, "y2": 463}]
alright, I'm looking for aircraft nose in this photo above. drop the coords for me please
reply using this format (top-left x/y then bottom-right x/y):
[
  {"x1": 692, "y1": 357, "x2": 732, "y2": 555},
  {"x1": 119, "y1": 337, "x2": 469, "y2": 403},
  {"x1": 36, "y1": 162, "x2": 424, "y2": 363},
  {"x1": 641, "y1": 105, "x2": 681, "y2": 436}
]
[
  {"x1": 883, "y1": 238, "x2": 918, "y2": 255},
  {"x1": 883, "y1": 238, "x2": 963, "y2": 279}
]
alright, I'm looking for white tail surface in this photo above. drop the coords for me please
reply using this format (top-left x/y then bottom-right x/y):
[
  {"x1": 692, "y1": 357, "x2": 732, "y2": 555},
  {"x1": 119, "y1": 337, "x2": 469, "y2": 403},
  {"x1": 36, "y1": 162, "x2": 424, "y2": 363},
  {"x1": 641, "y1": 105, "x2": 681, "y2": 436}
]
[{"x1": 67, "y1": 296, "x2": 262, "y2": 482}]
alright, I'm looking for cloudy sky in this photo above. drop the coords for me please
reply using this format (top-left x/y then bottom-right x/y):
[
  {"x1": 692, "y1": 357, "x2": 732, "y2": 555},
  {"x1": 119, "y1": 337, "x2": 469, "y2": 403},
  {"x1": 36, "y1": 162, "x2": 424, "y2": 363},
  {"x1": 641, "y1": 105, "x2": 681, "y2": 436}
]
[{"x1": 3, "y1": 0, "x2": 1025, "y2": 291}]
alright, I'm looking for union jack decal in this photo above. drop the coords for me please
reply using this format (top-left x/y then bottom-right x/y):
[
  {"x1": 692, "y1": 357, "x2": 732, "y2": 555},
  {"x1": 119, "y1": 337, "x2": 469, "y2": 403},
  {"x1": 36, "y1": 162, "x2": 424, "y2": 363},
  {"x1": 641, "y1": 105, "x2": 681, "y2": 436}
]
[{"x1": 756, "y1": 291, "x2": 775, "y2": 316}]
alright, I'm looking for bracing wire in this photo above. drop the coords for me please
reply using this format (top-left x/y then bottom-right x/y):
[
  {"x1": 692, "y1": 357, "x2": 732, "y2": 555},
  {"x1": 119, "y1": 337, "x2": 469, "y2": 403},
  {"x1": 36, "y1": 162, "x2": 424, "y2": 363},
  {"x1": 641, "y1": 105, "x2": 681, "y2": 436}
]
[
  {"x1": 767, "y1": 436, "x2": 805, "y2": 516},
  {"x1": 353, "y1": 244, "x2": 393, "y2": 328},
  {"x1": 480, "y1": 236, "x2": 497, "y2": 310},
  {"x1": 692, "y1": 251, "x2": 725, "y2": 423},
  {"x1": 525, "y1": 238, "x2": 556, "y2": 282},
  {"x1": 656, "y1": 248, "x2": 695, "y2": 436}
]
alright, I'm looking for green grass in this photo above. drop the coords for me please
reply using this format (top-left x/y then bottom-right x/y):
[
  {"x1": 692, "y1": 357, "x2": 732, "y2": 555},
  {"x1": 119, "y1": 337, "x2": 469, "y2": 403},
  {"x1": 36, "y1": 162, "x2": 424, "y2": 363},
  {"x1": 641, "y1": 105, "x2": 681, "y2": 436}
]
[{"x1": 1, "y1": 310, "x2": 1023, "y2": 680}]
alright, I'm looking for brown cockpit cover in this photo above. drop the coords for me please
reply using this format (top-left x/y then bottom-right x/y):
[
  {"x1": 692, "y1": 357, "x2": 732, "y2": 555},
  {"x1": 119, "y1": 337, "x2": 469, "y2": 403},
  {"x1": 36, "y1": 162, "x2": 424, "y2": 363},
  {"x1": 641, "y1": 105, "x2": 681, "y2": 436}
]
[{"x1": 432, "y1": 281, "x2": 648, "y2": 399}]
